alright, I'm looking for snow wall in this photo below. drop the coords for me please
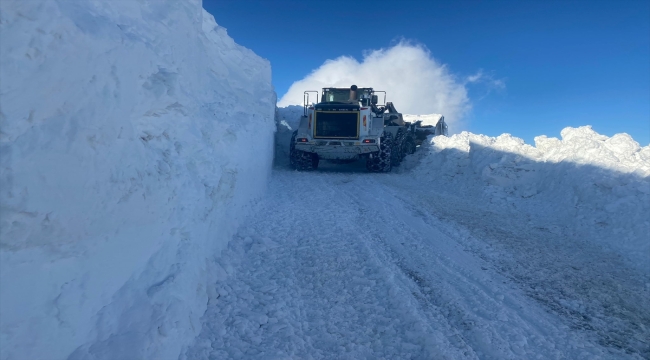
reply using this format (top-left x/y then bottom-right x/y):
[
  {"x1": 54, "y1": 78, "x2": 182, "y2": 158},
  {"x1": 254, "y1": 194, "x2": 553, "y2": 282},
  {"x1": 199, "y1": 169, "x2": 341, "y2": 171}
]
[
  {"x1": 413, "y1": 127, "x2": 650, "y2": 271},
  {"x1": 0, "y1": 1, "x2": 276, "y2": 359}
]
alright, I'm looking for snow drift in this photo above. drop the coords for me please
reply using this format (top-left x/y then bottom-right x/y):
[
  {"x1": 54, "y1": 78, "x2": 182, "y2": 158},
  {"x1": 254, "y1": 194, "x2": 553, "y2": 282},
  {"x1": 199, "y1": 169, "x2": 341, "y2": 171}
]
[
  {"x1": 412, "y1": 126, "x2": 650, "y2": 271},
  {"x1": 0, "y1": 1, "x2": 275, "y2": 359}
]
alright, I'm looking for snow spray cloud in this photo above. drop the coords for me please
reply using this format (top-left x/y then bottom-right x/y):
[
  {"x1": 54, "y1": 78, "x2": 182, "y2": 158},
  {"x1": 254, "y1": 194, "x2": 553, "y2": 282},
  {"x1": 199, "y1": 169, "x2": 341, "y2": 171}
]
[{"x1": 278, "y1": 42, "x2": 473, "y2": 131}]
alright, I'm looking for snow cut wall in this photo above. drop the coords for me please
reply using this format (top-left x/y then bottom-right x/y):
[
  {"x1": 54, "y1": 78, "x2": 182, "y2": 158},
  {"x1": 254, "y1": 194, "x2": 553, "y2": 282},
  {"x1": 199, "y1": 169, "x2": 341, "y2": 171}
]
[
  {"x1": 415, "y1": 126, "x2": 650, "y2": 271},
  {"x1": 0, "y1": 1, "x2": 276, "y2": 359}
]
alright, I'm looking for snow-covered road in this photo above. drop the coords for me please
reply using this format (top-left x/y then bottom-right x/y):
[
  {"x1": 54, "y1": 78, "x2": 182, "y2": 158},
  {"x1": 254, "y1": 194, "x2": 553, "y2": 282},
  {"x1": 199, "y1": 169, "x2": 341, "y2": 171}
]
[{"x1": 182, "y1": 163, "x2": 648, "y2": 359}]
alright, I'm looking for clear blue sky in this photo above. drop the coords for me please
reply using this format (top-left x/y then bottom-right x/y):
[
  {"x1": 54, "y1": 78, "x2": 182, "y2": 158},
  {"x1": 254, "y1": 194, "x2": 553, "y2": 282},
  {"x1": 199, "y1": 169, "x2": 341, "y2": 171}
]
[{"x1": 203, "y1": 0, "x2": 650, "y2": 145}]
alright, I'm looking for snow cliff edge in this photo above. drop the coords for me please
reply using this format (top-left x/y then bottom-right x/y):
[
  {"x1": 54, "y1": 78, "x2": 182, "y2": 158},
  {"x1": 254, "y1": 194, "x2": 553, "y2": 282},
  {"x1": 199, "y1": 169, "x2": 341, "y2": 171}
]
[{"x1": 0, "y1": 1, "x2": 276, "y2": 359}]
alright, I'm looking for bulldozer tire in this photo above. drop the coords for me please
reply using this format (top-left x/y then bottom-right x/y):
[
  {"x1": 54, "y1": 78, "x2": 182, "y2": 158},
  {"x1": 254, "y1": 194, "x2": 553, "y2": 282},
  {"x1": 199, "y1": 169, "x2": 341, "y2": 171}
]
[
  {"x1": 404, "y1": 134, "x2": 416, "y2": 155},
  {"x1": 366, "y1": 132, "x2": 392, "y2": 173},
  {"x1": 292, "y1": 150, "x2": 318, "y2": 171},
  {"x1": 392, "y1": 129, "x2": 405, "y2": 167},
  {"x1": 290, "y1": 130, "x2": 319, "y2": 171}
]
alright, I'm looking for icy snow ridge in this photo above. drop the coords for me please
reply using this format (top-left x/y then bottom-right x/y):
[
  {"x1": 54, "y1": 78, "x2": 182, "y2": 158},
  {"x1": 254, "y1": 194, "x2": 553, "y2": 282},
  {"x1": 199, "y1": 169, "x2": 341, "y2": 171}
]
[
  {"x1": 0, "y1": 1, "x2": 275, "y2": 359},
  {"x1": 414, "y1": 126, "x2": 650, "y2": 271}
]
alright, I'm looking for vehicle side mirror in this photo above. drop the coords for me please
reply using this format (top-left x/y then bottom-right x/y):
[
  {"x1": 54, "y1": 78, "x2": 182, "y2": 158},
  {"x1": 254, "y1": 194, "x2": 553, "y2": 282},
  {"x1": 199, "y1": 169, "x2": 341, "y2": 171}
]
[{"x1": 371, "y1": 95, "x2": 378, "y2": 105}]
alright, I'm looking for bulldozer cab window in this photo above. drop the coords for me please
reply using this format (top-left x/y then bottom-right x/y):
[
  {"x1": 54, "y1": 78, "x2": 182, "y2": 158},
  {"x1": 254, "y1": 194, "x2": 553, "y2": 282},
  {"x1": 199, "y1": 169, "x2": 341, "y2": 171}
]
[
  {"x1": 323, "y1": 89, "x2": 352, "y2": 103},
  {"x1": 322, "y1": 88, "x2": 373, "y2": 103}
]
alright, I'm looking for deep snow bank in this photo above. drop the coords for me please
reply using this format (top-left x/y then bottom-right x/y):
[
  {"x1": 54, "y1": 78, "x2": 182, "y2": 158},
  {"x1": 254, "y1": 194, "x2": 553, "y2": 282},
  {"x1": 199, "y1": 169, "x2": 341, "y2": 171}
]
[
  {"x1": 0, "y1": 1, "x2": 275, "y2": 359},
  {"x1": 412, "y1": 126, "x2": 650, "y2": 270}
]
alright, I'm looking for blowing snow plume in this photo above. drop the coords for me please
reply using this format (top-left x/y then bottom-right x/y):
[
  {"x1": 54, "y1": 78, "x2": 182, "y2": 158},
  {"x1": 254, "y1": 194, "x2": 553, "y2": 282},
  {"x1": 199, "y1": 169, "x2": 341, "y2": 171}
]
[{"x1": 278, "y1": 42, "x2": 470, "y2": 130}]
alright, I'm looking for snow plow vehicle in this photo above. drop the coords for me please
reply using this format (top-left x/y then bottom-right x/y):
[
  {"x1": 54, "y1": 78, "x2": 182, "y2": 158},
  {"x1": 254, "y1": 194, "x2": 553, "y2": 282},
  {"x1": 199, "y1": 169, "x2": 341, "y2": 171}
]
[{"x1": 290, "y1": 85, "x2": 447, "y2": 172}]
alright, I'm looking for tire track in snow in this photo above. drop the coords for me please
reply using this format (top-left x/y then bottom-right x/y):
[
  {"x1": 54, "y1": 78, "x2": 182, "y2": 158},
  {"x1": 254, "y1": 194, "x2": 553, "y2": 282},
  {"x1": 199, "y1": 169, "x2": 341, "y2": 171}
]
[
  {"x1": 344, "y1": 175, "x2": 610, "y2": 359},
  {"x1": 183, "y1": 170, "x2": 473, "y2": 359},
  {"x1": 298, "y1": 173, "x2": 471, "y2": 359},
  {"x1": 183, "y1": 168, "x2": 630, "y2": 359},
  {"x1": 377, "y1": 174, "x2": 650, "y2": 359}
]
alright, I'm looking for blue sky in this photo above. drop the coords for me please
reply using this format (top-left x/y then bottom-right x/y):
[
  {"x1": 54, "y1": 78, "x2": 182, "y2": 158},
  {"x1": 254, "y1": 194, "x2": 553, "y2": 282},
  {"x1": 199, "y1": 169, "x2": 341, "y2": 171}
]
[{"x1": 203, "y1": 0, "x2": 649, "y2": 145}]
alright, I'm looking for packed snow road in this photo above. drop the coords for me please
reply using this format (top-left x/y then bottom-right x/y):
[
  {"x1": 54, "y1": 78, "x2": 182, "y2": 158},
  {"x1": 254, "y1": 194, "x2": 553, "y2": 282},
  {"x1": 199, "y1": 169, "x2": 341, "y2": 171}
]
[{"x1": 183, "y1": 163, "x2": 648, "y2": 359}]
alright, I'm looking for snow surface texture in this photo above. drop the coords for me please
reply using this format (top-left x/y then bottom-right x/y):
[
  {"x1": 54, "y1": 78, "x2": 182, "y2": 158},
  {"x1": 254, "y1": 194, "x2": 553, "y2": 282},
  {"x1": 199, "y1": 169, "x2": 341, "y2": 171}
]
[
  {"x1": 412, "y1": 126, "x2": 650, "y2": 271},
  {"x1": 0, "y1": 1, "x2": 275, "y2": 359},
  {"x1": 183, "y1": 167, "x2": 649, "y2": 359},
  {"x1": 188, "y1": 109, "x2": 649, "y2": 358},
  {"x1": 185, "y1": 171, "x2": 609, "y2": 359}
]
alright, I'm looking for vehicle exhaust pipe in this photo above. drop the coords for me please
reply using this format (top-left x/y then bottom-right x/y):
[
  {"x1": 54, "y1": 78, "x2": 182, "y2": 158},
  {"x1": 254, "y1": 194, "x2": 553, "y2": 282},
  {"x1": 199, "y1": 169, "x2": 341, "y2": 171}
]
[{"x1": 349, "y1": 85, "x2": 358, "y2": 101}]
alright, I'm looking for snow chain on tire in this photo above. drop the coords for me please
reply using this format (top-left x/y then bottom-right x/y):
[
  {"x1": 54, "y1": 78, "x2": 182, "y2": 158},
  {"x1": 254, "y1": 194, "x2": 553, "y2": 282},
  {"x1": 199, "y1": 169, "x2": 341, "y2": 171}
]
[
  {"x1": 366, "y1": 132, "x2": 393, "y2": 172},
  {"x1": 290, "y1": 131, "x2": 319, "y2": 171},
  {"x1": 392, "y1": 129, "x2": 406, "y2": 167},
  {"x1": 404, "y1": 134, "x2": 416, "y2": 155}
]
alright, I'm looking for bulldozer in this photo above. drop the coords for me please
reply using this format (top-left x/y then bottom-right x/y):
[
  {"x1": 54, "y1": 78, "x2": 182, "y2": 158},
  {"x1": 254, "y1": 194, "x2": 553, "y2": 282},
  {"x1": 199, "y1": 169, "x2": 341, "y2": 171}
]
[{"x1": 290, "y1": 85, "x2": 448, "y2": 172}]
